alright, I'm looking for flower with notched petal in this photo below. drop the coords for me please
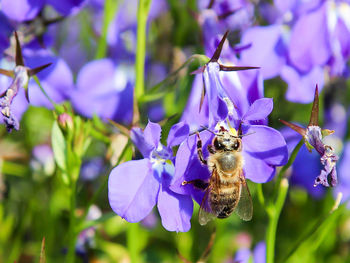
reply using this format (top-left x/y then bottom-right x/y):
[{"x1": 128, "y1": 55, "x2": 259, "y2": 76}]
[{"x1": 108, "y1": 121, "x2": 193, "y2": 232}]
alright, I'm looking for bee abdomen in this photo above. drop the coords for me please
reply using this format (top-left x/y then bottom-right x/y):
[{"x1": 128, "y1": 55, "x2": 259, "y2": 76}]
[{"x1": 209, "y1": 191, "x2": 239, "y2": 218}]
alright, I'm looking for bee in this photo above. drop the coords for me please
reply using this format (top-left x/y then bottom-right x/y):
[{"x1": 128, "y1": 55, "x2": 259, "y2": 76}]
[{"x1": 182, "y1": 126, "x2": 253, "y2": 225}]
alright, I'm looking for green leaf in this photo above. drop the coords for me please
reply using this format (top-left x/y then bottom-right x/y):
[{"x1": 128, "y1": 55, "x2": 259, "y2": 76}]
[{"x1": 51, "y1": 121, "x2": 67, "y2": 172}]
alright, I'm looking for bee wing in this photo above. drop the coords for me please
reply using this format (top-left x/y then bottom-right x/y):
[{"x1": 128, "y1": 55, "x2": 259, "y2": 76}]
[
  {"x1": 198, "y1": 187, "x2": 216, "y2": 226},
  {"x1": 198, "y1": 168, "x2": 220, "y2": 226},
  {"x1": 234, "y1": 173, "x2": 253, "y2": 221}
]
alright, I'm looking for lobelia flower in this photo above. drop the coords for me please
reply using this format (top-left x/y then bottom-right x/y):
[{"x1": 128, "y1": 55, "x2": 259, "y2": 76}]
[
  {"x1": 0, "y1": 32, "x2": 51, "y2": 132},
  {"x1": 171, "y1": 98, "x2": 288, "y2": 208},
  {"x1": 280, "y1": 85, "x2": 339, "y2": 187},
  {"x1": 108, "y1": 121, "x2": 193, "y2": 232},
  {"x1": 182, "y1": 32, "x2": 258, "y2": 129},
  {"x1": 1, "y1": 0, "x2": 87, "y2": 22},
  {"x1": 232, "y1": 241, "x2": 266, "y2": 263},
  {"x1": 69, "y1": 58, "x2": 134, "y2": 124}
]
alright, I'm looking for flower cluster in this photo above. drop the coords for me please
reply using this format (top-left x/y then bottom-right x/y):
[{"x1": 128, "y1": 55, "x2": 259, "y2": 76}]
[{"x1": 108, "y1": 32, "x2": 288, "y2": 231}]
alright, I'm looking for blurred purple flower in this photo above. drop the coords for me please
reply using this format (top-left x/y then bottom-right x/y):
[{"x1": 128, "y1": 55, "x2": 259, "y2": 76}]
[
  {"x1": 233, "y1": 241, "x2": 266, "y2": 263},
  {"x1": 1, "y1": 0, "x2": 86, "y2": 22},
  {"x1": 76, "y1": 205, "x2": 101, "y2": 257},
  {"x1": 80, "y1": 158, "x2": 105, "y2": 181},
  {"x1": 30, "y1": 144, "x2": 55, "y2": 176},
  {"x1": 70, "y1": 59, "x2": 133, "y2": 124},
  {"x1": 335, "y1": 141, "x2": 350, "y2": 208},
  {"x1": 108, "y1": 121, "x2": 193, "y2": 232},
  {"x1": 171, "y1": 99, "x2": 288, "y2": 205}
]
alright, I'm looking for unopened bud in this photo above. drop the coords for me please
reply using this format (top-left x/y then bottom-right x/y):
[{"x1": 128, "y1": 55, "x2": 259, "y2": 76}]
[{"x1": 58, "y1": 113, "x2": 73, "y2": 131}]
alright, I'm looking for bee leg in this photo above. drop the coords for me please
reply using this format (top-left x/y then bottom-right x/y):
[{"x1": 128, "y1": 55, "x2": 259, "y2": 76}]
[
  {"x1": 207, "y1": 144, "x2": 216, "y2": 154},
  {"x1": 196, "y1": 132, "x2": 207, "y2": 165},
  {"x1": 182, "y1": 179, "x2": 209, "y2": 190}
]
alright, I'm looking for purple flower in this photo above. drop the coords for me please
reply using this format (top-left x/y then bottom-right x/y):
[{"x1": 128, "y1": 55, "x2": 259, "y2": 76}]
[
  {"x1": 335, "y1": 142, "x2": 350, "y2": 208},
  {"x1": 282, "y1": 127, "x2": 325, "y2": 198},
  {"x1": 80, "y1": 158, "x2": 105, "y2": 181},
  {"x1": 233, "y1": 241, "x2": 266, "y2": 263},
  {"x1": 0, "y1": 33, "x2": 54, "y2": 131},
  {"x1": 181, "y1": 32, "x2": 258, "y2": 130},
  {"x1": 1, "y1": 0, "x2": 86, "y2": 22},
  {"x1": 70, "y1": 59, "x2": 133, "y2": 124},
  {"x1": 281, "y1": 86, "x2": 339, "y2": 188},
  {"x1": 171, "y1": 99, "x2": 288, "y2": 206},
  {"x1": 108, "y1": 121, "x2": 193, "y2": 232},
  {"x1": 30, "y1": 144, "x2": 55, "y2": 176}
]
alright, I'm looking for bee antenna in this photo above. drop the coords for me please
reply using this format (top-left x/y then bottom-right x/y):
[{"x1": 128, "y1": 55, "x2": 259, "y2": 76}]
[
  {"x1": 237, "y1": 131, "x2": 255, "y2": 138},
  {"x1": 200, "y1": 125, "x2": 219, "y2": 135}
]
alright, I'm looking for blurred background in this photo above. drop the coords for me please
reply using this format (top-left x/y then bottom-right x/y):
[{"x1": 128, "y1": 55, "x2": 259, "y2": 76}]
[{"x1": 0, "y1": 0, "x2": 350, "y2": 262}]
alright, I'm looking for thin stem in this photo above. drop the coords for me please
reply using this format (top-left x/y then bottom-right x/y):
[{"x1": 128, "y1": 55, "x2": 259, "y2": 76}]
[
  {"x1": 127, "y1": 223, "x2": 140, "y2": 263},
  {"x1": 66, "y1": 172, "x2": 79, "y2": 263},
  {"x1": 256, "y1": 183, "x2": 265, "y2": 208},
  {"x1": 274, "y1": 139, "x2": 303, "y2": 200},
  {"x1": 135, "y1": 0, "x2": 152, "y2": 101},
  {"x1": 95, "y1": 0, "x2": 118, "y2": 59},
  {"x1": 266, "y1": 178, "x2": 289, "y2": 263},
  {"x1": 32, "y1": 76, "x2": 57, "y2": 108}
]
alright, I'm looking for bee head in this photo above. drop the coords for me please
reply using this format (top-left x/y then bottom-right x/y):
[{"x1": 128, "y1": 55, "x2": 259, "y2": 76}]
[{"x1": 213, "y1": 129, "x2": 242, "y2": 152}]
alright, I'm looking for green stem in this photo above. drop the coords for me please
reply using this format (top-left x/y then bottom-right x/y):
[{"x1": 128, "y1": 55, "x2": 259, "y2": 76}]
[
  {"x1": 33, "y1": 76, "x2": 57, "y2": 108},
  {"x1": 127, "y1": 223, "x2": 140, "y2": 263},
  {"x1": 135, "y1": 0, "x2": 152, "y2": 101},
  {"x1": 95, "y1": 0, "x2": 118, "y2": 59},
  {"x1": 273, "y1": 139, "x2": 303, "y2": 200},
  {"x1": 66, "y1": 175, "x2": 78, "y2": 263},
  {"x1": 266, "y1": 139, "x2": 303, "y2": 263},
  {"x1": 266, "y1": 178, "x2": 289, "y2": 263}
]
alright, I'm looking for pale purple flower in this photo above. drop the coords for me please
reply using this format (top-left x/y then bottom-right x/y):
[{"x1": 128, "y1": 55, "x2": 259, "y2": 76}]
[
  {"x1": 334, "y1": 141, "x2": 350, "y2": 208},
  {"x1": 233, "y1": 241, "x2": 266, "y2": 263},
  {"x1": 1, "y1": 0, "x2": 87, "y2": 22},
  {"x1": 108, "y1": 121, "x2": 193, "y2": 232},
  {"x1": 70, "y1": 59, "x2": 133, "y2": 124}
]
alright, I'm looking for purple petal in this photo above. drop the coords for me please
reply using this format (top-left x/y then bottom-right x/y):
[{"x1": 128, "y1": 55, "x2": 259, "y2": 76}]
[
  {"x1": 203, "y1": 62, "x2": 229, "y2": 127},
  {"x1": 167, "y1": 122, "x2": 190, "y2": 148},
  {"x1": 281, "y1": 65, "x2": 325, "y2": 103},
  {"x1": 289, "y1": 3, "x2": 331, "y2": 72},
  {"x1": 242, "y1": 151, "x2": 275, "y2": 183},
  {"x1": 71, "y1": 59, "x2": 133, "y2": 123},
  {"x1": 242, "y1": 98, "x2": 273, "y2": 121},
  {"x1": 26, "y1": 52, "x2": 74, "y2": 108},
  {"x1": 242, "y1": 125, "x2": 288, "y2": 166},
  {"x1": 143, "y1": 120, "x2": 161, "y2": 150},
  {"x1": 157, "y1": 186, "x2": 193, "y2": 232},
  {"x1": 47, "y1": 0, "x2": 87, "y2": 16},
  {"x1": 234, "y1": 248, "x2": 251, "y2": 263},
  {"x1": 181, "y1": 74, "x2": 210, "y2": 131},
  {"x1": 130, "y1": 128, "x2": 155, "y2": 158},
  {"x1": 108, "y1": 159, "x2": 159, "y2": 222},
  {"x1": 253, "y1": 241, "x2": 266, "y2": 263},
  {"x1": 1, "y1": 0, "x2": 44, "y2": 22},
  {"x1": 240, "y1": 25, "x2": 286, "y2": 79},
  {"x1": 170, "y1": 131, "x2": 212, "y2": 200},
  {"x1": 335, "y1": 142, "x2": 350, "y2": 207}
]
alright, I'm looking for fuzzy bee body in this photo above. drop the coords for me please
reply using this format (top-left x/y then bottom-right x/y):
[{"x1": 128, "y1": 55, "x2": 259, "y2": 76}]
[
  {"x1": 207, "y1": 151, "x2": 243, "y2": 218},
  {"x1": 182, "y1": 126, "x2": 253, "y2": 225}
]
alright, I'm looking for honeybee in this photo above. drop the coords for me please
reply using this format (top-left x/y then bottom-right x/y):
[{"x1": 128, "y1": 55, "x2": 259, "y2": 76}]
[{"x1": 182, "y1": 126, "x2": 253, "y2": 225}]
